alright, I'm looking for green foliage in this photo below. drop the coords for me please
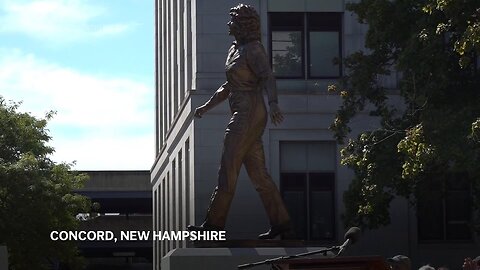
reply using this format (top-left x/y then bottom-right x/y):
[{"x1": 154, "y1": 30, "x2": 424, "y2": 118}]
[
  {"x1": 397, "y1": 124, "x2": 436, "y2": 179},
  {"x1": 0, "y1": 97, "x2": 91, "y2": 270},
  {"x1": 332, "y1": 0, "x2": 480, "y2": 229}
]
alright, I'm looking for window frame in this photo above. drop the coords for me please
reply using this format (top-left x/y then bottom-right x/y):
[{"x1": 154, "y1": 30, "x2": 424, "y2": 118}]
[
  {"x1": 279, "y1": 141, "x2": 337, "y2": 241},
  {"x1": 417, "y1": 172, "x2": 473, "y2": 243},
  {"x1": 269, "y1": 12, "x2": 305, "y2": 79},
  {"x1": 306, "y1": 12, "x2": 343, "y2": 79},
  {"x1": 269, "y1": 12, "x2": 343, "y2": 80}
]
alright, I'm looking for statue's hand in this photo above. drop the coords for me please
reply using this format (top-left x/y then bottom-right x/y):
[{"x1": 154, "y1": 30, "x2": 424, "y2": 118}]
[
  {"x1": 269, "y1": 102, "x2": 284, "y2": 126},
  {"x1": 194, "y1": 105, "x2": 207, "y2": 118}
]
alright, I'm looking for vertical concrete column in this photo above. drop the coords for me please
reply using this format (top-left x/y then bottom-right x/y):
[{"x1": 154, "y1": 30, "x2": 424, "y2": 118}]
[
  {"x1": 173, "y1": 0, "x2": 179, "y2": 116},
  {"x1": 178, "y1": 0, "x2": 185, "y2": 106},
  {"x1": 0, "y1": 246, "x2": 7, "y2": 270},
  {"x1": 189, "y1": 0, "x2": 194, "y2": 89},
  {"x1": 178, "y1": 149, "x2": 185, "y2": 247},
  {"x1": 184, "y1": 0, "x2": 191, "y2": 95},
  {"x1": 165, "y1": 0, "x2": 171, "y2": 133}
]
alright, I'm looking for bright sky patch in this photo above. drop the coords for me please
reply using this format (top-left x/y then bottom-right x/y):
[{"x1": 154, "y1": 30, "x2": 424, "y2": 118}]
[{"x1": 0, "y1": 0, "x2": 154, "y2": 170}]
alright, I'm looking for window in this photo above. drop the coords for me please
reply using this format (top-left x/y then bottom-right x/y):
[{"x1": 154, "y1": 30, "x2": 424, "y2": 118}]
[
  {"x1": 270, "y1": 12, "x2": 342, "y2": 79},
  {"x1": 270, "y1": 13, "x2": 304, "y2": 78},
  {"x1": 280, "y1": 141, "x2": 336, "y2": 241},
  {"x1": 417, "y1": 173, "x2": 472, "y2": 241}
]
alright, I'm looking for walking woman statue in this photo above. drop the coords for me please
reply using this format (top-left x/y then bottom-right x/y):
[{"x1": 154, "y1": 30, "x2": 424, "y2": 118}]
[{"x1": 187, "y1": 4, "x2": 294, "y2": 239}]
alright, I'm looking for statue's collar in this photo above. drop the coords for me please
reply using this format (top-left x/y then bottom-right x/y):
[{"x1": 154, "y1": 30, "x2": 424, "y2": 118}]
[{"x1": 233, "y1": 40, "x2": 256, "y2": 48}]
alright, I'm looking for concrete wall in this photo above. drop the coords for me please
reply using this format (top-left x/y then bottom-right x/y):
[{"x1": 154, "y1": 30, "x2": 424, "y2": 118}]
[
  {"x1": 0, "y1": 246, "x2": 7, "y2": 270},
  {"x1": 80, "y1": 170, "x2": 151, "y2": 191},
  {"x1": 156, "y1": 0, "x2": 195, "y2": 153},
  {"x1": 151, "y1": 96, "x2": 195, "y2": 267},
  {"x1": 73, "y1": 171, "x2": 152, "y2": 268}
]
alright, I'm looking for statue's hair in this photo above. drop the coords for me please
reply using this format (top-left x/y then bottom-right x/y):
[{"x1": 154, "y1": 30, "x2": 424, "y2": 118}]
[
  {"x1": 419, "y1": 265, "x2": 435, "y2": 270},
  {"x1": 229, "y1": 4, "x2": 261, "y2": 43}
]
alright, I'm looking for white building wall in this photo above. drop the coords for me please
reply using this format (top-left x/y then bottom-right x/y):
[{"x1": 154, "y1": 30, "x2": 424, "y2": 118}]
[
  {"x1": 151, "y1": 98, "x2": 195, "y2": 260},
  {"x1": 153, "y1": 0, "x2": 197, "y2": 264}
]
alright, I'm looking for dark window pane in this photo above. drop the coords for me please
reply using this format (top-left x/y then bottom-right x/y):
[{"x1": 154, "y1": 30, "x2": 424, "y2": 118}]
[
  {"x1": 417, "y1": 190, "x2": 443, "y2": 240},
  {"x1": 269, "y1": 12, "x2": 343, "y2": 79},
  {"x1": 279, "y1": 142, "x2": 336, "y2": 241},
  {"x1": 309, "y1": 173, "x2": 334, "y2": 240},
  {"x1": 309, "y1": 172, "x2": 334, "y2": 190},
  {"x1": 284, "y1": 190, "x2": 307, "y2": 240},
  {"x1": 446, "y1": 191, "x2": 471, "y2": 221},
  {"x1": 309, "y1": 31, "x2": 340, "y2": 77},
  {"x1": 446, "y1": 172, "x2": 469, "y2": 190},
  {"x1": 270, "y1": 12, "x2": 303, "y2": 30},
  {"x1": 445, "y1": 172, "x2": 472, "y2": 240},
  {"x1": 281, "y1": 172, "x2": 307, "y2": 240},
  {"x1": 272, "y1": 31, "x2": 303, "y2": 77},
  {"x1": 269, "y1": 12, "x2": 304, "y2": 78},
  {"x1": 417, "y1": 172, "x2": 473, "y2": 241},
  {"x1": 310, "y1": 190, "x2": 334, "y2": 240},
  {"x1": 446, "y1": 223, "x2": 471, "y2": 240},
  {"x1": 281, "y1": 173, "x2": 306, "y2": 191},
  {"x1": 307, "y1": 12, "x2": 341, "y2": 31}
]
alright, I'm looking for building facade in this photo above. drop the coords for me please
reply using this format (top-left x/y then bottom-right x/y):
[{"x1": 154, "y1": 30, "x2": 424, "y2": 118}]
[
  {"x1": 151, "y1": 0, "x2": 479, "y2": 269},
  {"x1": 76, "y1": 170, "x2": 152, "y2": 269}
]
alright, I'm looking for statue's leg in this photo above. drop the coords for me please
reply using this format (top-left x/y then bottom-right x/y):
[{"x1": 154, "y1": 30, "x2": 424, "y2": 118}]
[
  {"x1": 203, "y1": 131, "x2": 247, "y2": 228},
  {"x1": 243, "y1": 138, "x2": 291, "y2": 227}
]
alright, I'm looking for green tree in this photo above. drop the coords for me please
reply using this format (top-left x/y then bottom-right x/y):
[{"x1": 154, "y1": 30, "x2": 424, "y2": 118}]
[
  {"x1": 0, "y1": 97, "x2": 91, "y2": 269},
  {"x1": 330, "y1": 0, "x2": 480, "y2": 229}
]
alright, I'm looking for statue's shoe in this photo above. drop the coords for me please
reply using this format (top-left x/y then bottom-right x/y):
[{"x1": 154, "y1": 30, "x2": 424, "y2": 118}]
[
  {"x1": 187, "y1": 223, "x2": 223, "y2": 232},
  {"x1": 258, "y1": 222, "x2": 296, "y2": 240}
]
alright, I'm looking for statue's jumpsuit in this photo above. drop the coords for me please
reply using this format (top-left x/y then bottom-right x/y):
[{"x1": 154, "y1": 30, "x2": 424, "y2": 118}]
[{"x1": 201, "y1": 40, "x2": 291, "y2": 228}]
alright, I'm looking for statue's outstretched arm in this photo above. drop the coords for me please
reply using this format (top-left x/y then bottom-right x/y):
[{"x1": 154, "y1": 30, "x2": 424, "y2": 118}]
[{"x1": 194, "y1": 83, "x2": 230, "y2": 118}]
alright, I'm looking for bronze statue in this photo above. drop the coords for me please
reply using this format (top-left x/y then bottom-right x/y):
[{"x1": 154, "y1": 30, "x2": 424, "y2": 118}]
[{"x1": 187, "y1": 4, "x2": 294, "y2": 239}]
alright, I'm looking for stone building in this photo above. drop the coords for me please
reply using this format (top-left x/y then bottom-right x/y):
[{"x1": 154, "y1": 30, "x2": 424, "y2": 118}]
[
  {"x1": 151, "y1": 1, "x2": 479, "y2": 269},
  {"x1": 77, "y1": 170, "x2": 152, "y2": 269}
]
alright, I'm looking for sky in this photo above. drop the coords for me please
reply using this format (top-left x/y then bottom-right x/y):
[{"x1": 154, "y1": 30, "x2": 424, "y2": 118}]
[{"x1": 0, "y1": 0, "x2": 155, "y2": 170}]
